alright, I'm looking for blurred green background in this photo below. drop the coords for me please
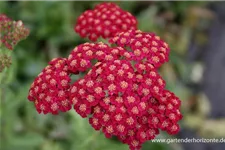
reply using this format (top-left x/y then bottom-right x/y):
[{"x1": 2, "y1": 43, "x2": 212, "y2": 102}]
[{"x1": 1, "y1": 1, "x2": 225, "y2": 150}]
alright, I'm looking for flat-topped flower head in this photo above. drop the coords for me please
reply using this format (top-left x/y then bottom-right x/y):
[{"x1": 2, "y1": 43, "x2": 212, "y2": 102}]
[
  {"x1": 28, "y1": 58, "x2": 71, "y2": 114},
  {"x1": 0, "y1": 14, "x2": 29, "y2": 50},
  {"x1": 28, "y1": 15, "x2": 181, "y2": 149},
  {"x1": 67, "y1": 42, "x2": 126, "y2": 73},
  {"x1": 62, "y1": 37, "x2": 182, "y2": 149},
  {"x1": 109, "y1": 29, "x2": 170, "y2": 68},
  {"x1": 74, "y1": 2, "x2": 137, "y2": 41},
  {"x1": 68, "y1": 52, "x2": 182, "y2": 150}
]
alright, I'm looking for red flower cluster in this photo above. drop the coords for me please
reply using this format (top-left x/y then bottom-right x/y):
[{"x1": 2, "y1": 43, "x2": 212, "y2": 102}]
[
  {"x1": 28, "y1": 34, "x2": 182, "y2": 149},
  {"x1": 67, "y1": 42, "x2": 181, "y2": 150},
  {"x1": 74, "y1": 2, "x2": 137, "y2": 41},
  {"x1": 109, "y1": 29, "x2": 170, "y2": 68},
  {"x1": 28, "y1": 2, "x2": 182, "y2": 150},
  {"x1": 28, "y1": 31, "x2": 182, "y2": 149},
  {"x1": 67, "y1": 42, "x2": 127, "y2": 73},
  {"x1": 28, "y1": 58, "x2": 71, "y2": 114},
  {"x1": 0, "y1": 14, "x2": 29, "y2": 50}
]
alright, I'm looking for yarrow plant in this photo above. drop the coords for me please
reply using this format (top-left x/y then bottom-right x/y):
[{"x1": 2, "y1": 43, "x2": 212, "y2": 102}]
[
  {"x1": 0, "y1": 14, "x2": 29, "y2": 72},
  {"x1": 28, "y1": 2, "x2": 182, "y2": 150},
  {"x1": 74, "y1": 2, "x2": 137, "y2": 41}
]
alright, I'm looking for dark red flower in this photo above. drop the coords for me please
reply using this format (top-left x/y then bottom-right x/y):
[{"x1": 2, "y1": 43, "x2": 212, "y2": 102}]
[
  {"x1": 28, "y1": 58, "x2": 71, "y2": 114},
  {"x1": 63, "y1": 38, "x2": 182, "y2": 149},
  {"x1": 74, "y1": 2, "x2": 137, "y2": 41},
  {"x1": 68, "y1": 59, "x2": 181, "y2": 150},
  {"x1": 28, "y1": 28, "x2": 182, "y2": 149},
  {"x1": 109, "y1": 29, "x2": 170, "y2": 69},
  {"x1": 67, "y1": 42, "x2": 126, "y2": 74}
]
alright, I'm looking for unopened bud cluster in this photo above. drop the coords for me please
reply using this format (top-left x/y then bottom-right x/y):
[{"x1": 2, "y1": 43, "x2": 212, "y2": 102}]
[
  {"x1": 0, "y1": 54, "x2": 11, "y2": 72},
  {"x1": 0, "y1": 14, "x2": 29, "y2": 50}
]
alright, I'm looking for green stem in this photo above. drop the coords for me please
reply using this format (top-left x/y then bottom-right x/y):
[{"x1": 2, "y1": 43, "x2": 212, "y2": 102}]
[{"x1": 0, "y1": 47, "x2": 13, "y2": 84}]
